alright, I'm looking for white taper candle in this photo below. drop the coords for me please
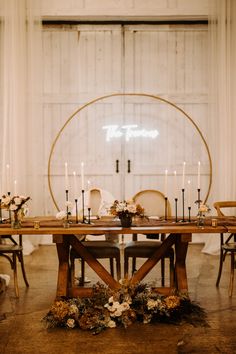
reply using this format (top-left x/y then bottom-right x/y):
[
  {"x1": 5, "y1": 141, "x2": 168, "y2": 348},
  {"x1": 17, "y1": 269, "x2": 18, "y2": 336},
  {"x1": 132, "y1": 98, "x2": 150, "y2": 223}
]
[
  {"x1": 81, "y1": 162, "x2": 84, "y2": 191},
  {"x1": 65, "y1": 162, "x2": 69, "y2": 191},
  {"x1": 197, "y1": 161, "x2": 201, "y2": 189},
  {"x1": 182, "y1": 162, "x2": 186, "y2": 189}
]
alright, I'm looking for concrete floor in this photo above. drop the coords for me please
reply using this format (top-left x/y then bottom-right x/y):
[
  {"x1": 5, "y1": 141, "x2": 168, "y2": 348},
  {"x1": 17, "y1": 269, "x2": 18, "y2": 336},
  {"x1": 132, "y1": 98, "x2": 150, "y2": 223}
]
[{"x1": 0, "y1": 243, "x2": 236, "y2": 354}]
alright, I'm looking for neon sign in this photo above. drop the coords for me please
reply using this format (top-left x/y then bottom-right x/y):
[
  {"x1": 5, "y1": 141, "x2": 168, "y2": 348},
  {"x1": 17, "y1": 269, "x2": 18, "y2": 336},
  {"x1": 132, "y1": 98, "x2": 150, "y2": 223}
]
[{"x1": 102, "y1": 124, "x2": 159, "y2": 142}]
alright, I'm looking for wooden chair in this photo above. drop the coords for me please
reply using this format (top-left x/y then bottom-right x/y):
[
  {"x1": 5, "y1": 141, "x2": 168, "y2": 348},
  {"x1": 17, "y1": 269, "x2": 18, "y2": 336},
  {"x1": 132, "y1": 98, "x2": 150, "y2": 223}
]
[
  {"x1": 0, "y1": 235, "x2": 29, "y2": 297},
  {"x1": 124, "y1": 189, "x2": 174, "y2": 287},
  {"x1": 214, "y1": 201, "x2": 236, "y2": 296},
  {"x1": 70, "y1": 188, "x2": 121, "y2": 286}
]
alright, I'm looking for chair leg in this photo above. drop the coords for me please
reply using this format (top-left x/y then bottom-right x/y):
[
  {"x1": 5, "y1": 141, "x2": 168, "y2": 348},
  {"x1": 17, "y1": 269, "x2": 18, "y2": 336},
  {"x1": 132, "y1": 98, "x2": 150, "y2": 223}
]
[
  {"x1": 124, "y1": 255, "x2": 129, "y2": 278},
  {"x1": 109, "y1": 258, "x2": 114, "y2": 277},
  {"x1": 17, "y1": 251, "x2": 29, "y2": 287},
  {"x1": 80, "y1": 259, "x2": 85, "y2": 286},
  {"x1": 229, "y1": 252, "x2": 235, "y2": 297},
  {"x1": 169, "y1": 256, "x2": 175, "y2": 288},
  {"x1": 216, "y1": 234, "x2": 224, "y2": 287},
  {"x1": 216, "y1": 248, "x2": 224, "y2": 287},
  {"x1": 116, "y1": 257, "x2": 121, "y2": 280},
  {"x1": 12, "y1": 253, "x2": 19, "y2": 298},
  {"x1": 70, "y1": 255, "x2": 75, "y2": 286},
  {"x1": 161, "y1": 258, "x2": 165, "y2": 286},
  {"x1": 132, "y1": 257, "x2": 136, "y2": 274}
]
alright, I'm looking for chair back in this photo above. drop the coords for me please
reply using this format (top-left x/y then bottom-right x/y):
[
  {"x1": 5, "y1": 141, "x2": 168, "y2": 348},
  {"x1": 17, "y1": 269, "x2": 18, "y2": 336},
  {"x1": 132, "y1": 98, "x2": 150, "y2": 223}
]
[
  {"x1": 213, "y1": 201, "x2": 236, "y2": 217},
  {"x1": 132, "y1": 189, "x2": 171, "y2": 217},
  {"x1": 89, "y1": 189, "x2": 102, "y2": 216}
]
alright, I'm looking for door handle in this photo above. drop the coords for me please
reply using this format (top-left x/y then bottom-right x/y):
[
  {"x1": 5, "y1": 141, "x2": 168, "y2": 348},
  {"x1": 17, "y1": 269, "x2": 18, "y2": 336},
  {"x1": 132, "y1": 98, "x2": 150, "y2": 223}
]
[
  {"x1": 116, "y1": 159, "x2": 119, "y2": 173},
  {"x1": 127, "y1": 159, "x2": 131, "y2": 173}
]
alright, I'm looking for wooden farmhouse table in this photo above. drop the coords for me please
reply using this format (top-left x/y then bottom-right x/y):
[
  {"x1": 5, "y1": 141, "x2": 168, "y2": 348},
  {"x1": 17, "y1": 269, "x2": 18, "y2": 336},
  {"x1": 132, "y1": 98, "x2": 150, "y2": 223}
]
[{"x1": 0, "y1": 216, "x2": 235, "y2": 298}]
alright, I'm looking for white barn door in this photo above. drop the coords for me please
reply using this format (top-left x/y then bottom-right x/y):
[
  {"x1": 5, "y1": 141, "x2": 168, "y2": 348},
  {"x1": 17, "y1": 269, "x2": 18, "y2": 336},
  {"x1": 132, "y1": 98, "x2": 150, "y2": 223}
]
[{"x1": 42, "y1": 23, "x2": 209, "y2": 216}]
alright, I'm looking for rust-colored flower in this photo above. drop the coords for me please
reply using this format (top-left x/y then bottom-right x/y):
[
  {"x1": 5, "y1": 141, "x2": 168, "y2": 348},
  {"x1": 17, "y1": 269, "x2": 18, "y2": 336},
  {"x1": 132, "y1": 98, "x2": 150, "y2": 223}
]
[
  {"x1": 51, "y1": 300, "x2": 70, "y2": 321},
  {"x1": 164, "y1": 295, "x2": 180, "y2": 309}
]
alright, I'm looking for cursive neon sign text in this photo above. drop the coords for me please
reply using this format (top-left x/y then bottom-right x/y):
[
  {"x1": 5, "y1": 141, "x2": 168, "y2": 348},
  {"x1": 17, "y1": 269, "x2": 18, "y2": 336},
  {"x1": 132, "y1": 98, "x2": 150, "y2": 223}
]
[{"x1": 102, "y1": 124, "x2": 159, "y2": 142}]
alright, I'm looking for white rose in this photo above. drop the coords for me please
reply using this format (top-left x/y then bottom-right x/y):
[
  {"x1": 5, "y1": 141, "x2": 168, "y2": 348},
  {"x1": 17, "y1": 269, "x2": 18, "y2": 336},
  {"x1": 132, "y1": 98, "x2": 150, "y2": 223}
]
[
  {"x1": 14, "y1": 197, "x2": 22, "y2": 205},
  {"x1": 127, "y1": 204, "x2": 136, "y2": 213},
  {"x1": 112, "y1": 309, "x2": 122, "y2": 317},
  {"x1": 66, "y1": 318, "x2": 75, "y2": 328},
  {"x1": 147, "y1": 299, "x2": 157, "y2": 310},
  {"x1": 69, "y1": 304, "x2": 78, "y2": 315},
  {"x1": 107, "y1": 320, "x2": 116, "y2": 328}
]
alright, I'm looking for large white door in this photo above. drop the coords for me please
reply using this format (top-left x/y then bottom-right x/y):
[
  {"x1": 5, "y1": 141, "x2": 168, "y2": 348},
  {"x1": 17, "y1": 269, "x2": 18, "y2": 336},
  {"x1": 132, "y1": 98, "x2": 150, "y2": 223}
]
[{"x1": 43, "y1": 23, "x2": 210, "y2": 215}]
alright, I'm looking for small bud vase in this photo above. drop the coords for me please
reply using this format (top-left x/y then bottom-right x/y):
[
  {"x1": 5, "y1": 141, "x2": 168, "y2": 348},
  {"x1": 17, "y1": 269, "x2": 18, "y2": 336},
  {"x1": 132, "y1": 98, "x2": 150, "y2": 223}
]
[
  {"x1": 197, "y1": 212, "x2": 205, "y2": 227},
  {"x1": 11, "y1": 211, "x2": 21, "y2": 229}
]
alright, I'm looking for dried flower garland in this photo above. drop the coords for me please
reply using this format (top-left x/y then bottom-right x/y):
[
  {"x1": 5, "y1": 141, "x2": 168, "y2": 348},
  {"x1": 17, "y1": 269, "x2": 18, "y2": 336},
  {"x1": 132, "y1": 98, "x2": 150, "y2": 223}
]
[{"x1": 43, "y1": 282, "x2": 207, "y2": 334}]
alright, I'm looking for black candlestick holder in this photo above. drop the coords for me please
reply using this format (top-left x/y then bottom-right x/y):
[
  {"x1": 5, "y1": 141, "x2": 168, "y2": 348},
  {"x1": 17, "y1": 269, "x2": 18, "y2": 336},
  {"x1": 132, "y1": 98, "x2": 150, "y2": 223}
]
[
  {"x1": 75, "y1": 198, "x2": 78, "y2": 223},
  {"x1": 164, "y1": 197, "x2": 168, "y2": 220},
  {"x1": 181, "y1": 188, "x2": 185, "y2": 222},
  {"x1": 188, "y1": 206, "x2": 191, "y2": 222},
  {"x1": 0, "y1": 198, "x2": 2, "y2": 224},
  {"x1": 7, "y1": 192, "x2": 11, "y2": 222},
  {"x1": 64, "y1": 189, "x2": 70, "y2": 228},
  {"x1": 81, "y1": 189, "x2": 85, "y2": 223},
  {"x1": 175, "y1": 198, "x2": 178, "y2": 223},
  {"x1": 196, "y1": 188, "x2": 202, "y2": 208},
  {"x1": 88, "y1": 207, "x2": 91, "y2": 224}
]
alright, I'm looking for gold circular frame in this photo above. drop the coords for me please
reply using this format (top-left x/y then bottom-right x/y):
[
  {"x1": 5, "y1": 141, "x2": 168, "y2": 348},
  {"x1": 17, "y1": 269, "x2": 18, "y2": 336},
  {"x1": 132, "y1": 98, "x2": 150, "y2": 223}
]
[{"x1": 48, "y1": 92, "x2": 212, "y2": 211}]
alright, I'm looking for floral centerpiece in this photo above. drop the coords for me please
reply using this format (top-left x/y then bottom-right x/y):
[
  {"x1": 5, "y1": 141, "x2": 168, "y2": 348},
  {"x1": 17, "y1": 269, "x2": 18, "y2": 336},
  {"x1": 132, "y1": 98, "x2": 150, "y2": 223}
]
[
  {"x1": 43, "y1": 281, "x2": 207, "y2": 334},
  {"x1": 110, "y1": 200, "x2": 144, "y2": 227},
  {"x1": 1, "y1": 195, "x2": 30, "y2": 228}
]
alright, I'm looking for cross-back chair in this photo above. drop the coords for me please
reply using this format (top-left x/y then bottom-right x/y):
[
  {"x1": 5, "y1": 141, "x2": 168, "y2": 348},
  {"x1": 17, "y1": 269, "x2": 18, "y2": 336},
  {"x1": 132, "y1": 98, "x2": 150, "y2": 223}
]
[
  {"x1": 0, "y1": 234, "x2": 29, "y2": 297},
  {"x1": 124, "y1": 189, "x2": 174, "y2": 287},
  {"x1": 70, "y1": 188, "x2": 121, "y2": 286},
  {"x1": 214, "y1": 201, "x2": 236, "y2": 296}
]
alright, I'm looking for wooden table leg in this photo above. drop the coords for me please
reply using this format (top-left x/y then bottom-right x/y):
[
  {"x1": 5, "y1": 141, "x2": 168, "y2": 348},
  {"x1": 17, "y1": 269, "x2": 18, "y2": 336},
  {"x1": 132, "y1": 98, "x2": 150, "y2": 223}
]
[
  {"x1": 54, "y1": 235, "x2": 70, "y2": 298},
  {"x1": 175, "y1": 233, "x2": 192, "y2": 293}
]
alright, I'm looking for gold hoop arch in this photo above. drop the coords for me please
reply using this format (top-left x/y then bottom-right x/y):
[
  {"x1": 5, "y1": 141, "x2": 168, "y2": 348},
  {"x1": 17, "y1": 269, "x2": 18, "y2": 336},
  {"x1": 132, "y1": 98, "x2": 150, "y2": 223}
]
[{"x1": 48, "y1": 92, "x2": 212, "y2": 211}]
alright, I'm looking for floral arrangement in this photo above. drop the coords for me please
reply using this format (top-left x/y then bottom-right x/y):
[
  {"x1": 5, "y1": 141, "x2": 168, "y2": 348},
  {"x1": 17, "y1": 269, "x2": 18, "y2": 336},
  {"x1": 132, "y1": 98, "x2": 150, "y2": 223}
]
[
  {"x1": 110, "y1": 200, "x2": 144, "y2": 218},
  {"x1": 43, "y1": 282, "x2": 207, "y2": 334},
  {"x1": 198, "y1": 203, "x2": 211, "y2": 216},
  {"x1": 1, "y1": 194, "x2": 30, "y2": 218}
]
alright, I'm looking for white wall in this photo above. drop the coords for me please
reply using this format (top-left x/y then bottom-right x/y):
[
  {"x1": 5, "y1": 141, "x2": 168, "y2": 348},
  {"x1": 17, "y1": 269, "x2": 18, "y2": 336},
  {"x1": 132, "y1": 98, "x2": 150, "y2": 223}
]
[{"x1": 39, "y1": 0, "x2": 208, "y2": 20}]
